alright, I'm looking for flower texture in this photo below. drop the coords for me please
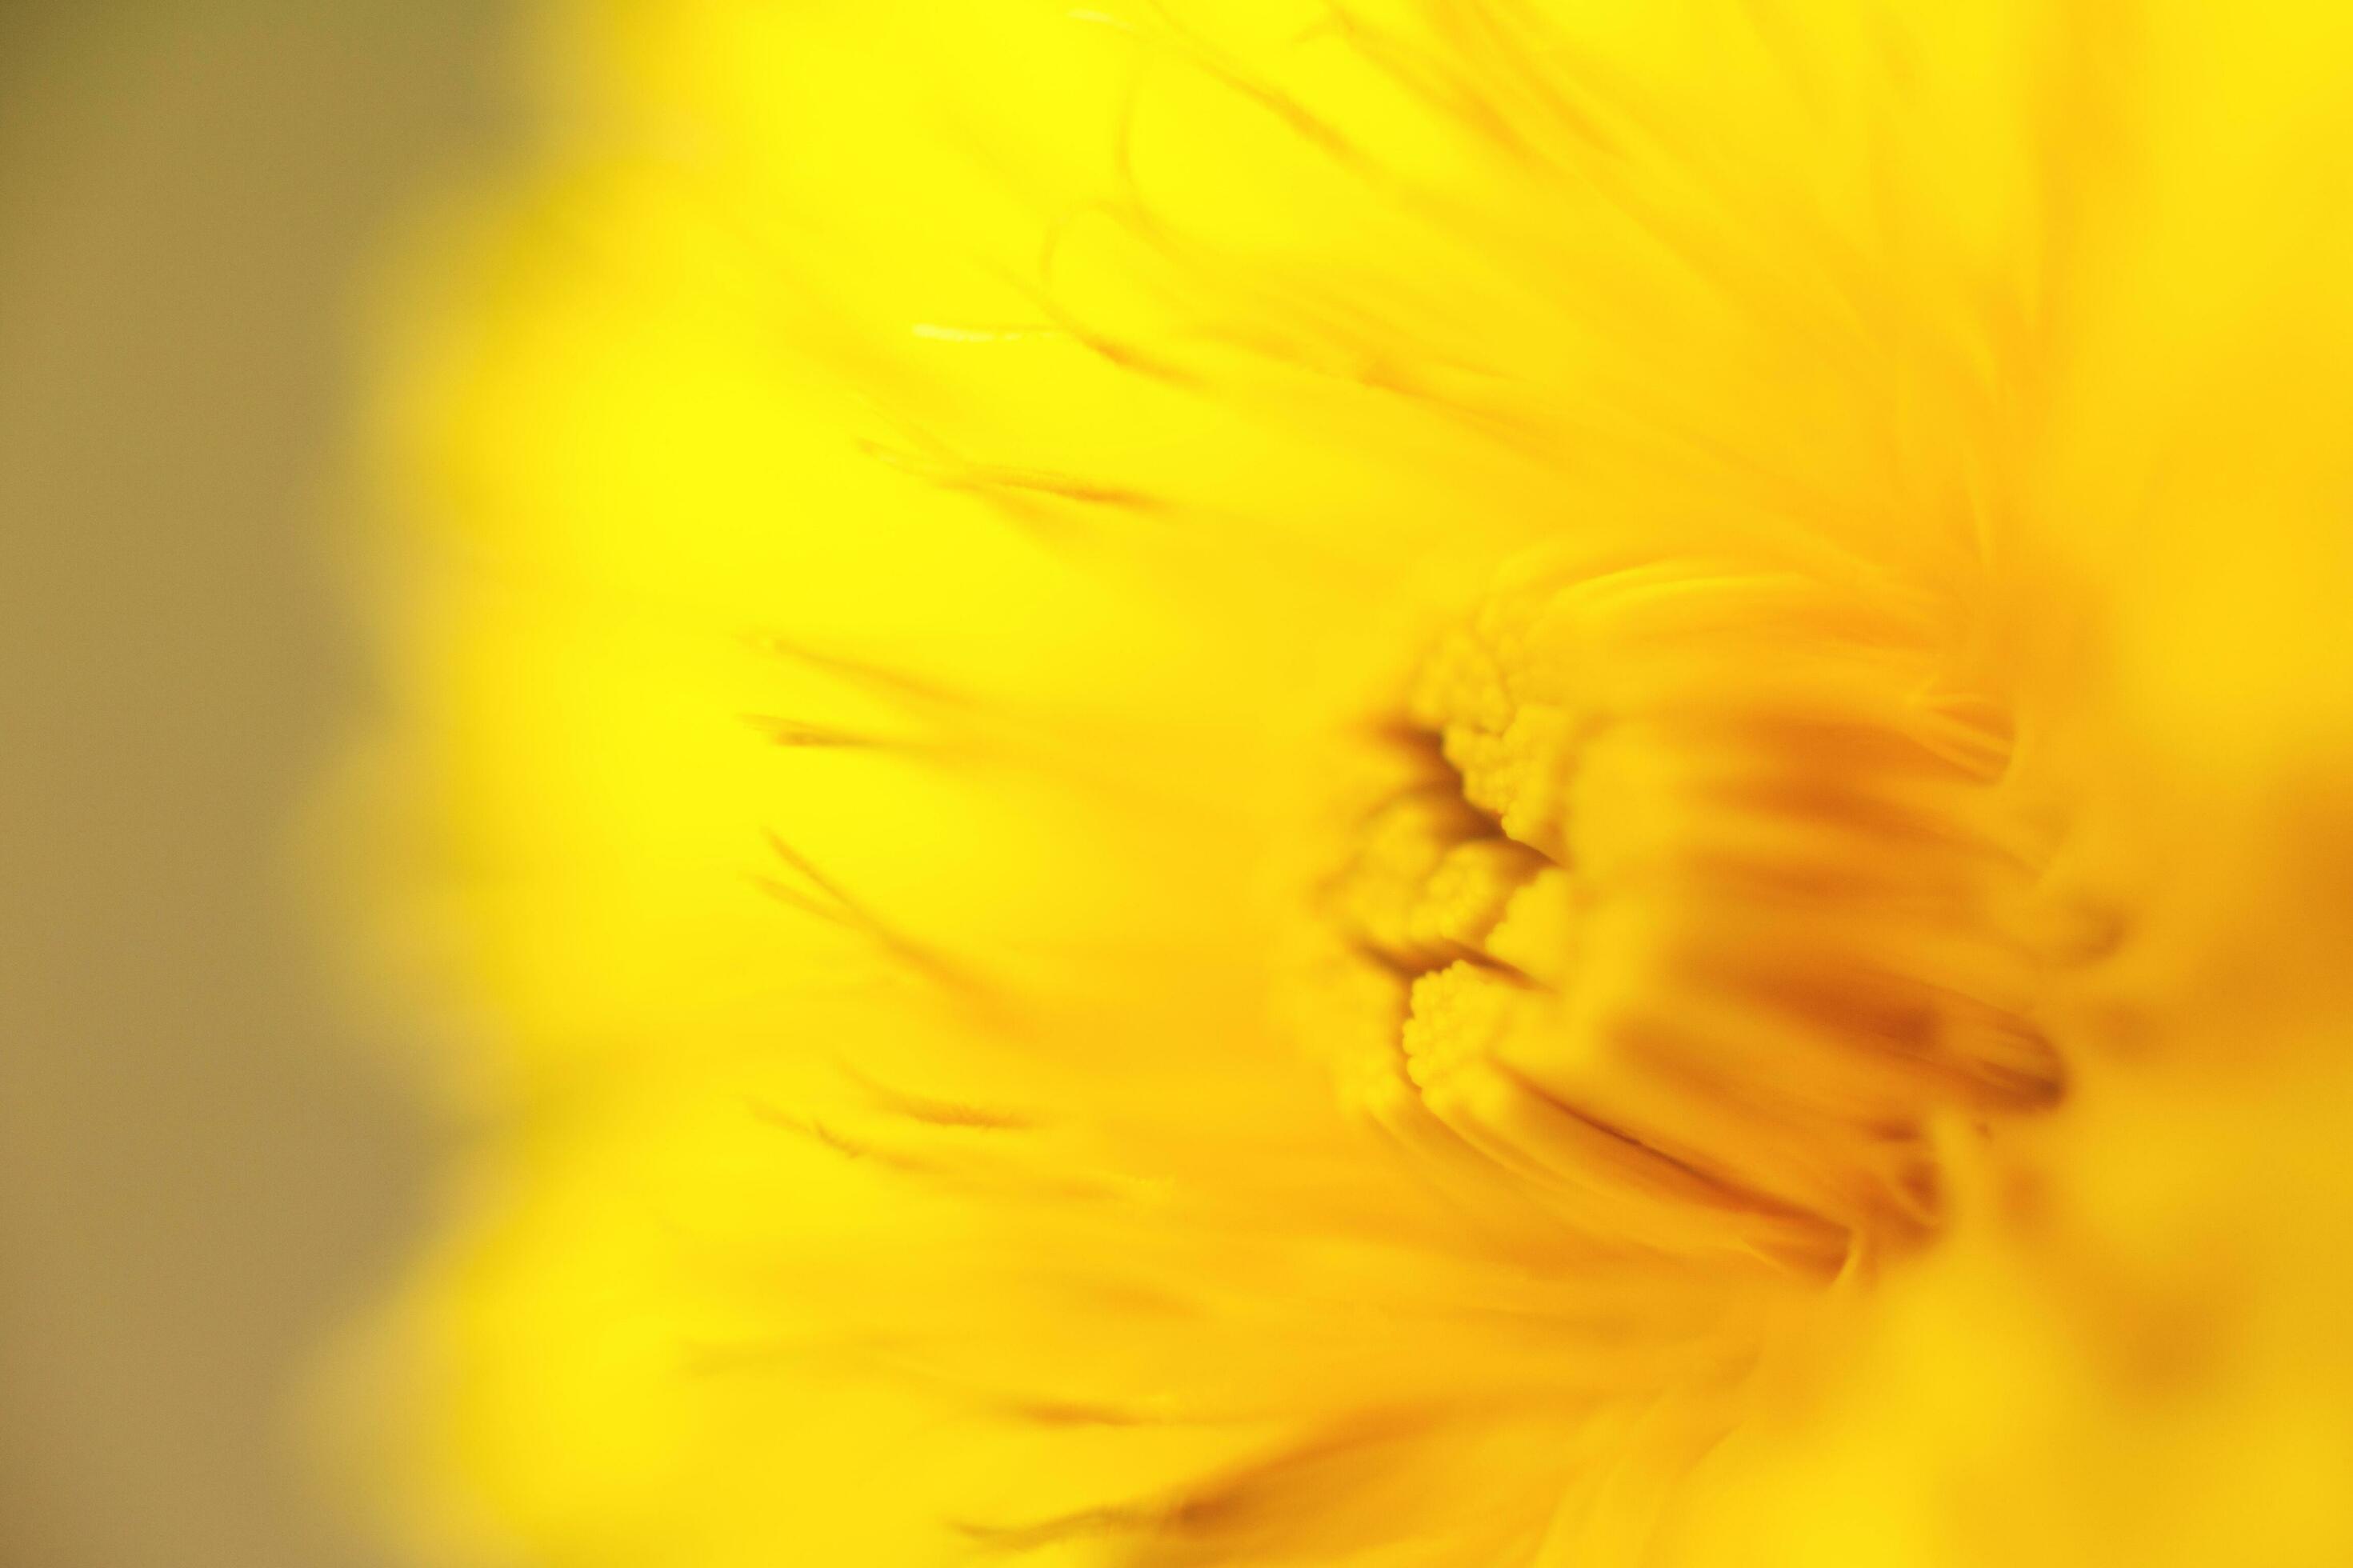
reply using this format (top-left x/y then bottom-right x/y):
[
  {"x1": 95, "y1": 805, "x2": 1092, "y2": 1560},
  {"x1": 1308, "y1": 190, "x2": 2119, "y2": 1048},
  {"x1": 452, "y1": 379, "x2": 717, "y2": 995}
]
[{"x1": 354, "y1": 2, "x2": 2353, "y2": 1564}]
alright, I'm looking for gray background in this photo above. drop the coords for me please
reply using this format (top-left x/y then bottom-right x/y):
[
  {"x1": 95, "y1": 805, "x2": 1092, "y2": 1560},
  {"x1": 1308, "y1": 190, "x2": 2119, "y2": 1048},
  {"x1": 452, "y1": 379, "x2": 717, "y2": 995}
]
[{"x1": 0, "y1": 6, "x2": 512, "y2": 1564}]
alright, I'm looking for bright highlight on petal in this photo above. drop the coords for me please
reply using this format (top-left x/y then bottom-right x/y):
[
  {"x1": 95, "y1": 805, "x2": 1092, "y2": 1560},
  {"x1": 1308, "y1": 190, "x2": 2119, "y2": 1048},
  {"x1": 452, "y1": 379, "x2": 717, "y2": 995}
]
[{"x1": 348, "y1": 1, "x2": 2353, "y2": 1564}]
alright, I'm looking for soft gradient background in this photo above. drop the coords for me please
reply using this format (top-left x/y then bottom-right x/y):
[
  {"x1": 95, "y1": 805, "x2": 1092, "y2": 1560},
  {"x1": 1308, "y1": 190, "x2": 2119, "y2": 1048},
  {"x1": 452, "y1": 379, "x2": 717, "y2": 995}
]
[{"x1": 0, "y1": 6, "x2": 510, "y2": 1564}]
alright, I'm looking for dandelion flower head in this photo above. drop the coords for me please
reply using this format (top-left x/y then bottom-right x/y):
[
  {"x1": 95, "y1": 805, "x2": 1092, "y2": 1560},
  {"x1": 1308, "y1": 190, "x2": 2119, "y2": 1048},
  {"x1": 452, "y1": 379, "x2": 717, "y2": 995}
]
[{"x1": 355, "y1": 2, "x2": 2353, "y2": 1563}]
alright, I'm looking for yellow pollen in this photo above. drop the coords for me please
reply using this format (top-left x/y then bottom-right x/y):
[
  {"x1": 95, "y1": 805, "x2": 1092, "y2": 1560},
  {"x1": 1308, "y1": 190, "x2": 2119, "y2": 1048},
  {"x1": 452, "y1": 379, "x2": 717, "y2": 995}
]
[{"x1": 1315, "y1": 554, "x2": 2061, "y2": 1269}]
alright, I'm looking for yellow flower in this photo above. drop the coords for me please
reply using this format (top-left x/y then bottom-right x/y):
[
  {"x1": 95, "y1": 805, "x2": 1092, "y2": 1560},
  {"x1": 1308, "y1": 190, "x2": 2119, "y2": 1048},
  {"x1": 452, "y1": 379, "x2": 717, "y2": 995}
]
[{"x1": 350, "y1": 1, "x2": 2353, "y2": 1563}]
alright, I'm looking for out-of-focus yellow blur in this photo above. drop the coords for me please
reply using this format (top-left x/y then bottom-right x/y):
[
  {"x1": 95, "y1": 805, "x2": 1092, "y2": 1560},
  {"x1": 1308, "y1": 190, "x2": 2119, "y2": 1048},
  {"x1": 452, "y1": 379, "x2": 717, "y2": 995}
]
[{"x1": 0, "y1": 6, "x2": 508, "y2": 1566}]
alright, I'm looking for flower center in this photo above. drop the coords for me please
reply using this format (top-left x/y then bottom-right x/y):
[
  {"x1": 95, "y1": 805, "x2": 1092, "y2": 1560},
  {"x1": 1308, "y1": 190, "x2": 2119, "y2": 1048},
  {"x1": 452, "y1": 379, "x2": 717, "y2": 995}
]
[{"x1": 1312, "y1": 555, "x2": 2062, "y2": 1271}]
